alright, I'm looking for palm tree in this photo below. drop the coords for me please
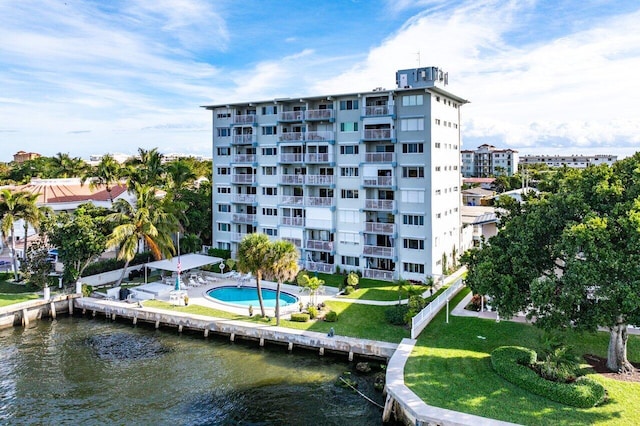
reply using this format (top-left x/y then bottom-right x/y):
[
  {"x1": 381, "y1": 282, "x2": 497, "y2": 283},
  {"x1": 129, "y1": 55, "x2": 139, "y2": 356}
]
[
  {"x1": 106, "y1": 184, "x2": 179, "y2": 286},
  {"x1": 51, "y1": 152, "x2": 87, "y2": 178},
  {"x1": 124, "y1": 148, "x2": 166, "y2": 189},
  {"x1": 263, "y1": 240, "x2": 300, "y2": 325},
  {"x1": 81, "y1": 154, "x2": 122, "y2": 203},
  {"x1": 166, "y1": 160, "x2": 197, "y2": 191},
  {"x1": 236, "y1": 233, "x2": 272, "y2": 318},
  {"x1": 18, "y1": 192, "x2": 44, "y2": 260},
  {"x1": 0, "y1": 189, "x2": 33, "y2": 280}
]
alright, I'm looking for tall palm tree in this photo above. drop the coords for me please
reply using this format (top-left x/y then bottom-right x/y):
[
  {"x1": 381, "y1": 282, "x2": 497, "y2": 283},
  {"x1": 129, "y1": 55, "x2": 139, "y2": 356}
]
[
  {"x1": 106, "y1": 184, "x2": 179, "y2": 286},
  {"x1": 0, "y1": 189, "x2": 33, "y2": 280},
  {"x1": 263, "y1": 240, "x2": 300, "y2": 325},
  {"x1": 18, "y1": 192, "x2": 44, "y2": 260},
  {"x1": 236, "y1": 233, "x2": 272, "y2": 318},
  {"x1": 81, "y1": 154, "x2": 122, "y2": 203},
  {"x1": 166, "y1": 160, "x2": 197, "y2": 191}
]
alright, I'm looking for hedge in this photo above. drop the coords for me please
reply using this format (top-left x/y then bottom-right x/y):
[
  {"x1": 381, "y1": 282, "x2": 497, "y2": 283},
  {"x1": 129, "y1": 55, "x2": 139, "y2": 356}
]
[
  {"x1": 290, "y1": 313, "x2": 310, "y2": 322},
  {"x1": 83, "y1": 252, "x2": 152, "y2": 277},
  {"x1": 491, "y1": 346, "x2": 606, "y2": 408}
]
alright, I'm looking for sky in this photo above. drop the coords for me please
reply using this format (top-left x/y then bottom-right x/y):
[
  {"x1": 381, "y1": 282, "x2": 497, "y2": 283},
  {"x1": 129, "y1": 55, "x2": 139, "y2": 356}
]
[{"x1": 1, "y1": 0, "x2": 639, "y2": 163}]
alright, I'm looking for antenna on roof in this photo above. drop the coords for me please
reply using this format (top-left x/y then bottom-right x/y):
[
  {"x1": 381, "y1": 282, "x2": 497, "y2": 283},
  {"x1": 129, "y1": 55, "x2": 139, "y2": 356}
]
[{"x1": 416, "y1": 51, "x2": 421, "y2": 67}]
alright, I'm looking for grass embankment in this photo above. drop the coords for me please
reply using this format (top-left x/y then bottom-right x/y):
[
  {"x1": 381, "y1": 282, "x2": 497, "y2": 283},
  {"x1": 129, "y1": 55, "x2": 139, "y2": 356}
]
[
  {"x1": 0, "y1": 274, "x2": 41, "y2": 307},
  {"x1": 405, "y1": 288, "x2": 640, "y2": 426},
  {"x1": 143, "y1": 299, "x2": 410, "y2": 343}
]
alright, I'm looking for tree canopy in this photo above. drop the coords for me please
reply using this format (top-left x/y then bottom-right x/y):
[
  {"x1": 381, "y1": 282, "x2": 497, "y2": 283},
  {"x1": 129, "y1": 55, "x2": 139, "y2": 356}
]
[{"x1": 464, "y1": 153, "x2": 640, "y2": 373}]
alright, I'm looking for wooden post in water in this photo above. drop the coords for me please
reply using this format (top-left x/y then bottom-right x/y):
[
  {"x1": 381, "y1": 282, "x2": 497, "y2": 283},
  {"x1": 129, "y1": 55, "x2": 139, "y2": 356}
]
[{"x1": 50, "y1": 302, "x2": 57, "y2": 320}]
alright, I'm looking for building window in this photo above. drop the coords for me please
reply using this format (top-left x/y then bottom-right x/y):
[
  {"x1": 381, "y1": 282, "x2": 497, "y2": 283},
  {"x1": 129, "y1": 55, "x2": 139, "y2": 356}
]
[
  {"x1": 435, "y1": 142, "x2": 441, "y2": 148},
  {"x1": 217, "y1": 204, "x2": 230, "y2": 213},
  {"x1": 402, "y1": 166, "x2": 424, "y2": 178},
  {"x1": 262, "y1": 186, "x2": 277, "y2": 196},
  {"x1": 403, "y1": 239, "x2": 424, "y2": 250},
  {"x1": 262, "y1": 105, "x2": 277, "y2": 115},
  {"x1": 341, "y1": 189, "x2": 359, "y2": 199},
  {"x1": 262, "y1": 147, "x2": 277, "y2": 156},
  {"x1": 217, "y1": 167, "x2": 230, "y2": 175},
  {"x1": 338, "y1": 210, "x2": 360, "y2": 223},
  {"x1": 435, "y1": 189, "x2": 441, "y2": 195},
  {"x1": 263, "y1": 228, "x2": 277, "y2": 236},
  {"x1": 341, "y1": 256, "x2": 360, "y2": 266},
  {"x1": 340, "y1": 122, "x2": 359, "y2": 132},
  {"x1": 340, "y1": 167, "x2": 359, "y2": 177},
  {"x1": 403, "y1": 215, "x2": 424, "y2": 226},
  {"x1": 403, "y1": 262, "x2": 425, "y2": 273},
  {"x1": 217, "y1": 186, "x2": 231, "y2": 194},
  {"x1": 217, "y1": 242, "x2": 231, "y2": 250},
  {"x1": 340, "y1": 145, "x2": 359, "y2": 155},
  {"x1": 338, "y1": 232, "x2": 359, "y2": 245},
  {"x1": 262, "y1": 126, "x2": 277, "y2": 135},
  {"x1": 217, "y1": 147, "x2": 230, "y2": 156},
  {"x1": 401, "y1": 190, "x2": 425, "y2": 203},
  {"x1": 339, "y1": 100, "x2": 359, "y2": 110},
  {"x1": 402, "y1": 95, "x2": 423, "y2": 106},
  {"x1": 435, "y1": 166, "x2": 441, "y2": 171},
  {"x1": 400, "y1": 118, "x2": 424, "y2": 131},
  {"x1": 402, "y1": 143, "x2": 423, "y2": 153},
  {"x1": 262, "y1": 208, "x2": 278, "y2": 216},
  {"x1": 434, "y1": 119, "x2": 441, "y2": 125},
  {"x1": 217, "y1": 223, "x2": 230, "y2": 232},
  {"x1": 217, "y1": 128, "x2": 231, "y2": 137},
  {"x1": 262, "y1": 166, "x2": 277, "y2": 175},
  {"x1": 216, "y1": 110, "x2": 231, "y2": 119}
]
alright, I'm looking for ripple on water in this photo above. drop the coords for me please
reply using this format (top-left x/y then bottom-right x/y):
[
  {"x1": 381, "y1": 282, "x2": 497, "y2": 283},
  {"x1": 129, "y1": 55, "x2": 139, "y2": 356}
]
[{"x1": 86, "y1": 332, "x2": 172, "y2": 361}]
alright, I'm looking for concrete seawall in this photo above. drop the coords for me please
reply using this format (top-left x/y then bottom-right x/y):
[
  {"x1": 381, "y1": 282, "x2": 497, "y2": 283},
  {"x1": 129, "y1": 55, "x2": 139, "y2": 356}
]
[
  {"x1": 74, "y1": 297, "x2": 398, "y2": 361},
  {"x1": 0, "y1": 294, "x2": 79, "y2": 329}
]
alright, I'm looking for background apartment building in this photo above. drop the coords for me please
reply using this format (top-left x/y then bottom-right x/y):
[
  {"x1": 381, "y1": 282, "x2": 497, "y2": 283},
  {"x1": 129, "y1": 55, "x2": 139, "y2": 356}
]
[
  {"x1": 520, "y1": 154, "x2": 617, "y2": 168},
  {"x1": 205, "y1": 67, "x2": 467, "y2": 281},
  {"x1": 461, "y1": 144, "x2": 519, "y2": 177}
]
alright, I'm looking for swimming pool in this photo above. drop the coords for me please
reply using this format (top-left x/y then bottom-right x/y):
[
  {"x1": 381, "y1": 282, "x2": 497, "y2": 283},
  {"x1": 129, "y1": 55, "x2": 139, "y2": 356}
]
[{"x1": 206, "y1": 286, "x2": 298, "y2": 308}]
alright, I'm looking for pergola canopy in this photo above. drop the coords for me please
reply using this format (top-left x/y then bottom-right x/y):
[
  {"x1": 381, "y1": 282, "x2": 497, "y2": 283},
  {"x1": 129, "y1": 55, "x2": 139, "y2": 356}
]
[{"x1": 145, "y1": 254, "x2": 223, "y2": 272}]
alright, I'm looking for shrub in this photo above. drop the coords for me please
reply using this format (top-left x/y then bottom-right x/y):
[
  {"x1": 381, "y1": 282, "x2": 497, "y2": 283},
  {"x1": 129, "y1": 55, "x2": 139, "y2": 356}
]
[
  {"x1": 324, "y1": 310, "x2": 338, "y2": 322},
  {"x1": 83, "y1": 252, "x2": 151, "y2": 277},
  {"x1": 385, "y1": 305, "x2": 409, "y2": 325},
  {"x1": 290, "y1": 313, "x2": 310, "y2": 322},
  {"x1": 307, "y1": 306, "x2": 318, "y2": 319},
  {"x1": 343, "y1": 285, "x2": 355, "y2": 295},
  {"x1": 81, "y1": 283, "x2": 92, "y2": 297},
  {"x1": 208, "y1": 248, "x2": 231, "y2": 259},
  {"x1": 491, "y1": 346, "x2": 606, "y2": 408}
]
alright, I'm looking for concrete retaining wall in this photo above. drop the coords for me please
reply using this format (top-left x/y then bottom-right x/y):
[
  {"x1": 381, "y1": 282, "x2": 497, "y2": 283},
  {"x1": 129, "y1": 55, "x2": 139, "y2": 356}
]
[
  {"x1": 80, "y1": 265, "x2": 145, "y2": 287},
  {"x1": 0, "y1": 294, "x2": 79, "y2": 329}
]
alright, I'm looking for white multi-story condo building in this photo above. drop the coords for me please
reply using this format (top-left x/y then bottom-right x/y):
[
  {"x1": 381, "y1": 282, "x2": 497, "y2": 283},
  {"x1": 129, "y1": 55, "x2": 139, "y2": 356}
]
[
  {"x1": 519, "y1": 154, "x2": 617, "y2": 168},
  {"x1": 461, "y1": 144, "x2": 519, "y2": 177},
  {"x1": 204, "y1": 67, "x2": 467, "y2": 281}
]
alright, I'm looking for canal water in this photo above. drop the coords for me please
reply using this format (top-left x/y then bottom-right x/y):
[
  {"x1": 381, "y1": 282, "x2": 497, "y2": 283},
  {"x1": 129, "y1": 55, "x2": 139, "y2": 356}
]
[{"x1": 0, "y1": 316, "x2": 386, "y2": 425}]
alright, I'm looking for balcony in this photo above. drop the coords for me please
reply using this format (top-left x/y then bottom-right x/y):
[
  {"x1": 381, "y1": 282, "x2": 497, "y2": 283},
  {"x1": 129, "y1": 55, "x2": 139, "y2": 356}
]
[
  {"x1": 305, "y1": 175, "x2": 334, "y2": 185},
  {"x1": 363, "y1": 129, "x2": 392, "y2": 140},
  {"x1": 306, "y1": 153, "x2": 331, "y2": 163},
  {"x1": 364, "y1": 222, "x2": 395, "y2": 234},
  {"x1": 280, "y1": 217, "x2": 305, "y2": 227},
  {"x1": 305, "y1": 196, "x2": 334, "y2": 207},
  {"x1": 279, "y1": 132, "x2": 304, "y2": 142},
  {"x1": 363, "y1": 105, "x2": 392, "y2": 116},
  {"x1": 233, "y1": 154, "x2": 256, "y2": 163},
  {"x1": 232, "y1": 134, "x2": 256, "y2": 145},
  {"x1": 364, "y1": 152, "x2": 395, "y2": 163},
  {"x1": 232, "y1": 214, "x2": 256, "y2": 224},
  {"x1": 364, "y1": 199, "x2": 395, "y2": 211},
  {"x1": 280, "y1": 175, "x2": 304, "y2": 185},
  {"x1": 279, "y1": 195, "x2": 304, "y2": 206},
  {"x1": 363, "y1": 245, "x2": 395, "y2": 258},
  {"x1": 306, "y1": 261, "x2": 334, "y2": 273},
  {"x1": 279, "y1": 111, "x2": 304, "y2": 122},
  {"x1": 362, "y1": 176, "x2": 393, "y2": 187},
  {"x1": 305, "y1": 240, "x2": 334, "y2": 252},
  {"x1": 231, "y1": 174, "x2": 255, "y2": 184},
  {"x1": 305, "y1": 131, "x2": 334, "y2": 142},
  {"x1": 363, "y1": 268, "x2": 394, "y2": 281},
  {"x1": 231, "y1": 194, "x2": 256, "y2": 204},
  {"x1": 283, "y1": 237, "x2": 302, "y2": 248},
  {"x1": 232, "y1": 114, "x2": 257, "y2": 125},
  {"x1": 231, "y1": 232, "x2": 248, "y2": 242},
  {"x1": 279, "y1": 153, "x2": 304, "y2": 163},
  {"x1": 305, "y1": 109, "x2": 334, "y2": 121}
]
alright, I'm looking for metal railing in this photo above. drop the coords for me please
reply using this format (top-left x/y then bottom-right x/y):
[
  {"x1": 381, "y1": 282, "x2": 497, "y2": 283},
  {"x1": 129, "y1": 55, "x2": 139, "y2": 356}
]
[
  {"x1": 363, "y1": 245, "x2": 394, "y2": 258},
  {"x1": 362, "y1": 176, "x2": 393, "y2": 187},
  {"x1": 279, "y1": 132, "x2": 304, "y2": 142},
  {"x1": 232, "y1": 213, "x2": 256, "y2": 224},
  {"x1": 279, "y1": 153, "x2": 304, "y2": 163},
  {"x1": 364, "y1": 222, "x2": 395, "y2": 234},
  {"x1": 364, "y1": 105, "x2": 391, "y2": 116},
  {"x1": 280, "y1": 175, "x2": 304, "y2": 185},
  {"x1": 231, "y1": 174, "x2": 255, "y2": 184},
  {"x1": 232, "y1": 194, "x2": 256, "y2": 204},
  {"x1": 279, "y1": 111, "x2": 304, "y2": 121},
  {"x1": 364, "y1": 152, "x2": 395, "y2": 163},
  {"x1": 363, "y1": 269, "x2": 394, "y2": 281},
  {"x1": 411, "y1": 279, "x2": 465, "y2": 339},
  {"x1": 232, "y1": 134, "x2": 255, "y2": 144},
  {"x1": 305, "y1": 196, "x2": 334, "y2": 207},
  {"x1": 233, "y1": 114, "x2": 256, "y2": 125},
  {"x1": 233, "y1": 154, "x2": 256, "y2": 163},
  {"x1": 305, "y1": 153, "x2": 330, "y2": 163},
  {"x1": 279, "y1": 195, "x2": 304, "y2": 206},
  {"x1": 363, "y1": 129, "x2": 392, "y2": 140},
  {"x1": 364, "y1": 199, "x2": 395, "y2": 210},
  {"x1": 280, "y1": 217, "x2": 305, "y2": 226},
  {"x1": 305, "y1": 109, "x2": 334, "y2": 120},
  {"x1": 305, "y1": 240, "x2": 334, "y2": 251},
  {"x1": 306, "y1": 130, "x2": 334, "y2": 141},
  {"x1": 306, "y1": 261, "x2": 334, "y2": 273},
  {"x1": 306, "y1": 175, "x2": 334, "y2": 185}
]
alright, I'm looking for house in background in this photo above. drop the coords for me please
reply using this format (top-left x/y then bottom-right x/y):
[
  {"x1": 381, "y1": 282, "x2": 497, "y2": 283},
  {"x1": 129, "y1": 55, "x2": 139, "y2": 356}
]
[
  {"x1": 462, "y1": 187, "x2": 495, "y2": 206},
  {"x1": 12, "y1": 151, "x2": 41, "y2": 163},
  {"x1": 461, "y1": 205, "x2": 498, "y2": 250}
]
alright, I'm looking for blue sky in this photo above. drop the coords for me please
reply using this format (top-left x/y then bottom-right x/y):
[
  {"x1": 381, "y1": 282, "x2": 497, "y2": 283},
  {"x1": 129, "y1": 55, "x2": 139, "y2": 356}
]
[{"x1": 1, "y1": 0, "x2": 639, "y2": 162}]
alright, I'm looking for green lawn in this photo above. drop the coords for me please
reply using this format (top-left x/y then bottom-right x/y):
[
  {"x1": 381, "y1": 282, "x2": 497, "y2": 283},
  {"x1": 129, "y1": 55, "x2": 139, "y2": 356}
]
[
  {"x1": 0, "y1": 275, "x2": 41, "y2": 307},
  {"x1": 143, "y1": 299, "x2": 410, "y2": 343},
  {"x1": 314, "y1": 272, "x2": 427, "y2": 301},
  {"x1": 0, "y1": 293, "x2": 41, "y2": 307},
  {"x1": 405, "y1": 288, "x2": 640, "y2": 425}
]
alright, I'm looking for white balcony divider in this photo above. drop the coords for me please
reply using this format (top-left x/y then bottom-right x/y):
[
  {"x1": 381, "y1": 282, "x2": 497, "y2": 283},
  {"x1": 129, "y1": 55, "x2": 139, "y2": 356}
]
[{"x1": 411, "y1": 279, "x2": 465, "y2": 339}]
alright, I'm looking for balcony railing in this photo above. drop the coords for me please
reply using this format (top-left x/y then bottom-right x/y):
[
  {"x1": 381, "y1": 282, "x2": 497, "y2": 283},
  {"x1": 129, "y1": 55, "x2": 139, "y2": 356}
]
[
  {"x1": 365, "y1": 152, "x2": 395, "y2": 163},
  {"x1": 233, "y1": 114, "x2": 256, "y2": 125},
  {"x1": 279, "y1": 111, "x2": 304, "y2": 121},
  {"x1": 363, "y1": 268, "x2": 394, "y2": 281},
  {"x1": 362, "y1": 176, "x2": 393, "y2": 187},
  {"x1": 363, "y1": 129, "x2": 392, "y2": 140},
  {"x1": 233, "y1": 154, "x2": 256, "y2": 163},
  {"x1": 306, "y1": 131, "x2": 334, "y2": 141},
  {"x1": 306, "y1": 153, "x2": 330, "y2": 163},
  {"x1": 279, "y1": 132, "x2": 304, "y2": 142},
  {"x1": 364, "y1": 222, "x2": 395, "y2": 234},
  {"x1": 363, "y1": 245, "x2": 395, "y2": 258},
  {"x1": 231, "y1": 174, "x2": 255, "y2": 184},
  {"x1": 232, "y1": 214, "x2": 256, "y2": 224},
  {"x1": 305, "y1": 240, "x2": 334, "y2": 251},
  {"x1": 231, "y1": 232, "x2": 248, "y2": 242},
  {"x1": 280, "y1": 217, "x2": 305, "y2": 227},
  {"x1": 305, "y1": 109, "x2": 334, "y2": 121},
  {"x1": 280, "y1": 175, "x2": 305, "y2": 185},
  {"x1": 232, "y1": 134, "x2": 255, "y2": 145},
  {"x1": 305, "y1": 175, "x2": 334, "y2": 185},
  {"x1": 283, "y1": 237, "x2": 302, "y2": 248},
  {"x1": 279, "y1": 153, "x2": 304, "y2": 163},
  {"x1": 306, "y1": 261, "x2": 334, "y2": 273},
  {"x1": 280, "y1": 195, "x2": 304, "y2": 206},
  {"x1": 305, "y1": 196, "x2": 334, "y2": 207},
  {"x1": 231, "y1": 194, "x2": 256, "y2": 204},
  {"x1": 364, "y1": 199, "x2": 395, "y2": 210}
]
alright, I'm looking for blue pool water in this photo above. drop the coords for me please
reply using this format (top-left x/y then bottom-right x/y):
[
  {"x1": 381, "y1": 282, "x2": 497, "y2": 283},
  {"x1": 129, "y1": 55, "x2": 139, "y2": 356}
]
[{"x1": 207, "y1": 286, "x2": 298, "y2": 308}]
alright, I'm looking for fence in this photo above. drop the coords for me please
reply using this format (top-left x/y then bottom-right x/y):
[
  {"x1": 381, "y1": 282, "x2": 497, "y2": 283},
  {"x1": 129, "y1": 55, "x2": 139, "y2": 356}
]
[{"x1": 410, "y1": 279, "x2": 465, "y2": 339}]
